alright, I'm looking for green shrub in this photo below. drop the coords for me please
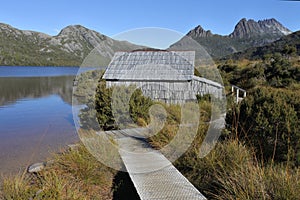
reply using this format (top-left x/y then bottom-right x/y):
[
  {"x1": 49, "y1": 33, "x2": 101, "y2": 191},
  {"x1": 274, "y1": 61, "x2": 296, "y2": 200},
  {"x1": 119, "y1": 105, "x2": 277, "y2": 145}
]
[
  {"x1": 226, "y1": 87, "x2": 300, "y2": 165},
  {"x1": 94, "y1": 81, "x2": 153, "y2": 130}
]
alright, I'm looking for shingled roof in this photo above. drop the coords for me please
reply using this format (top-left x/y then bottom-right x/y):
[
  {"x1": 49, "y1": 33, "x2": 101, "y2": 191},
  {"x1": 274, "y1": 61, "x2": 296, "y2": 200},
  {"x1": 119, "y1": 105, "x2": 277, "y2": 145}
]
[{"x1": 102, "y1": 51, "x2": 195, "y2": 81}]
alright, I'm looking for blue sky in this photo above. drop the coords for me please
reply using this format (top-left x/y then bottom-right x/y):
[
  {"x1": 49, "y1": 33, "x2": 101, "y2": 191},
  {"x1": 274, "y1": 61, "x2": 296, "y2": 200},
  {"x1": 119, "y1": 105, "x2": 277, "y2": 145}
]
[{"x1": 0, "y1": 0, "x2": 299, "y2": 47}]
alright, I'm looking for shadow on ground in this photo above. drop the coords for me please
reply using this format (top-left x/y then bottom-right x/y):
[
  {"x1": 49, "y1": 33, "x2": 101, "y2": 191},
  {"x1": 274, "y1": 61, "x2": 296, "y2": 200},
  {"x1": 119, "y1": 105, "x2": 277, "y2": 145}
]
[{"x1": 112, "y1": 171, "x2": 140, "y2": 200}]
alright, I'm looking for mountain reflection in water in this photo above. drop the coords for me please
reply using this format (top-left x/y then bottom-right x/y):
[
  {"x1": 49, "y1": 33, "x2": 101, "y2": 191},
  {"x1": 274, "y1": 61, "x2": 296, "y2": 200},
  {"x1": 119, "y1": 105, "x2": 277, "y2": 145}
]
[{"x1": 0, "y1": 70, "x2": 79, "y2": 174}]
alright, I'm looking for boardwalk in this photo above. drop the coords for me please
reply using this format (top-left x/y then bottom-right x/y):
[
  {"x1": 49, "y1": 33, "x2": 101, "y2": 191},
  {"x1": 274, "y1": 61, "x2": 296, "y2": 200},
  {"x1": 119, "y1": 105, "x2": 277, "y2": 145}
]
[{"x1": 104, "y1": 128, "x2": 206, "y2": 200}]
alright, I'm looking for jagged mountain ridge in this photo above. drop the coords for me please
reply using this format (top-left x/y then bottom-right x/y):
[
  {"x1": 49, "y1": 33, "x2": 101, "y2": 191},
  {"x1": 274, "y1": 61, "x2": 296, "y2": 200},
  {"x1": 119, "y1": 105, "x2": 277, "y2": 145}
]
[
  {"x1": 0, "y1": 23, "x2": 143, "y2": 66},
  {"x1": 229, "y1": 18, "x2": 291, "y2": 38},
  {"x1": 226, "y1": 30, "x2": 300, "y2": 60},
  {"x1": 0, "y1": 18, "x2": 293, "y2": 65},
  {"x1": 170, "y1": 18, "x2": 292, "y2": 58}
]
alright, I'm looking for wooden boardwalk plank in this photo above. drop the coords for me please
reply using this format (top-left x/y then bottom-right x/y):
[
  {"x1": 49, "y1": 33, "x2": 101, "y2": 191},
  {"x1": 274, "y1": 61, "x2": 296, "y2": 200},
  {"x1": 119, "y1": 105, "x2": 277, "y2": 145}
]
[{"x1": 114, "y1": 129, "x2": 206, "y2": 200}]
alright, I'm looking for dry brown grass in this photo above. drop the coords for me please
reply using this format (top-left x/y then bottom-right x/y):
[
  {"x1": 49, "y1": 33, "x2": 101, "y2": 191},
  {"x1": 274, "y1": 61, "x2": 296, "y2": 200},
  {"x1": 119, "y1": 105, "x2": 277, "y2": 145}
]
[{"x1": 1, "y1": 143, "x2": 117, "y2": 200}]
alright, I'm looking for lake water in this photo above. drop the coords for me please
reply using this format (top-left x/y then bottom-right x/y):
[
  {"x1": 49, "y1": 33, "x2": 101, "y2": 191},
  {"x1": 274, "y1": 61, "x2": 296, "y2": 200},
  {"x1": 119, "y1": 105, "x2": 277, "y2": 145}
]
[{"x1": 0, "y1": 66, "x2": 87, "y2": 174}]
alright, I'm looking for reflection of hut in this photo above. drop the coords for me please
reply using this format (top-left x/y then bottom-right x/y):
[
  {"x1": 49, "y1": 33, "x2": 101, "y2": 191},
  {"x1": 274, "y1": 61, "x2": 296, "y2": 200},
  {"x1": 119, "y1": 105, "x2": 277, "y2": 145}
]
[{"x1": 102, "y1": 50, "x2": 223, "y2": 104}]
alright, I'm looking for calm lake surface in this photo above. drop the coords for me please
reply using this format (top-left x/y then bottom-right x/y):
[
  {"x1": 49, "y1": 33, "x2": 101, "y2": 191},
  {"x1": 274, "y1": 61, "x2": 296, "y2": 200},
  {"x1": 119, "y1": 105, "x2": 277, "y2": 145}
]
[{"x1": 0, "y1": 66, "x2": 88, "y2": 174}]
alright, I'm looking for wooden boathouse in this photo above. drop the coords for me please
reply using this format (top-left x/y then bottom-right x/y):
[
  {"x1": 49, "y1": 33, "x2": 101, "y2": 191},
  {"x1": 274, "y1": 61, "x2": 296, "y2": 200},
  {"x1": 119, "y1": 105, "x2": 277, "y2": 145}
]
[{"x1": 102, "y1": 50, "x2": 223, "y2": 104}]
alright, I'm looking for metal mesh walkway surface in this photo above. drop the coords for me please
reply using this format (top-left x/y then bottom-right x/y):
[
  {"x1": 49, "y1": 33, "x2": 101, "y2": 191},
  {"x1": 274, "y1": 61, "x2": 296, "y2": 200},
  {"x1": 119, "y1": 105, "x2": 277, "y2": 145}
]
[{"x1": 113, "y1": 128, "x2": 206, "y2": 200}]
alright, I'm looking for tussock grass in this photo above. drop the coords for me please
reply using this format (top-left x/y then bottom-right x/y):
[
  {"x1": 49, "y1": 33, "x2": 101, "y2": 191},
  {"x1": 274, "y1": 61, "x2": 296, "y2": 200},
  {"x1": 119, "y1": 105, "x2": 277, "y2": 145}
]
[
  {"x1": 174, "y1": 136, "x2": 300, "y2": 199},
  {"x1": 1, "y1": 143, "x2": 117, "y2": 200},
  {"x1": 1, "y1": 174, "x2": 38, "y2": 200},
  {"x1": 213, "y1": 159, "x2": 300, "y2": 200},
  {"x1": 149, "y1": 99, "x2": 300, "y2": 199}
]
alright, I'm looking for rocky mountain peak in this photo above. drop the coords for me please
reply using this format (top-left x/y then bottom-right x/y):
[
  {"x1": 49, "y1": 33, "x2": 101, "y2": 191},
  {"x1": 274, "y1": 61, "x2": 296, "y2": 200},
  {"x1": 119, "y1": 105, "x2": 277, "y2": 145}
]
[
  {"x1": 58, "y1": 25, "x2": 105, "y2": 39},
  {"x1": 258, "y1": 18, "x2": 291, "y2": 35},
  {"x1": 187, "y1": 25, "x2": 213, "y2": 38},
  {"x1": 229, "y1": 18, "x2": 291, "y2": 39},
  {"x1": 53, "y1": 25, "x2": 109, "y2": 54},
  {"x1": 59, "y1": 25, "x2": 89, "y2": 35},
  {"x1": 0, "y1": 22, "x2": 144, "y2": 66},
  {"x1": 170, "y1": 18, "x2": 292, "y2": 58}
]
